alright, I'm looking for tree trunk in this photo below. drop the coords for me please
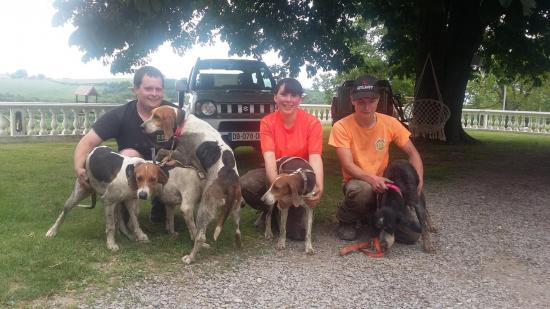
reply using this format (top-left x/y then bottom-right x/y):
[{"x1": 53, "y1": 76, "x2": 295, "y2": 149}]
[{"x1": 415, "y1": 0, "x2": 485, "y2": 143}]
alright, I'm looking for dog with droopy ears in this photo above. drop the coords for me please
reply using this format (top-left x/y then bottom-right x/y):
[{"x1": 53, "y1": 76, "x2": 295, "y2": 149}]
[
  {"x1": 142, "y1": 105, "x2": 243, "y2": 264},
  {"x1": 46, "y1": 146, "x2": 167, "y2": 251},
  {"x1": 375, "y1": 159, "x2": 437, "y2": 253},
  {"x1": 261, "y1": 157, "x2": 317, "y2": 254}
]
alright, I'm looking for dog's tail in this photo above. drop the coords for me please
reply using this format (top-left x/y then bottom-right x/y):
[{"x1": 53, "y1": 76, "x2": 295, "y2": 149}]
[
  {"x1": 213, "y1": 185, "x2": 240, "y2": 241},
  {"x1": 213, "y1": 151, "x2": 239, "y2": 241}
]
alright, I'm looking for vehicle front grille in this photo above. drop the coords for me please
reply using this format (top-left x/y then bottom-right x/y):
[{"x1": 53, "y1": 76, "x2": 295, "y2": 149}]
[
  {"x1": 218, "y1": 121, "x2": 260, "y2": 132},
  {"x1": 218, "y1": 103, "x2": 275, "y2": 115}
]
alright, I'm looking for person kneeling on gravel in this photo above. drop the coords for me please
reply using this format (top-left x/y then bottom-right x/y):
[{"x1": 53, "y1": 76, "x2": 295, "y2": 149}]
[{"x1": 328, "y1": 75, "x2": 423, "y2": 242}]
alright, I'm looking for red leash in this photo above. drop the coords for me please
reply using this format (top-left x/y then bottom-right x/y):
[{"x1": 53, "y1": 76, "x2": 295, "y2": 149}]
[{"x1": 339, "y1": 237, "x2": 385, "y2": 258}]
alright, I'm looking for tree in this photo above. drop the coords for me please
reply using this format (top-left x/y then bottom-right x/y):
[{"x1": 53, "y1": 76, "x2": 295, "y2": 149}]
[
  {"x1": 11, "y1": 69, "x2": 28, "y2": 79},
  {"x1": 53, "y1": 0, "x2": 549, "y2": 143}
]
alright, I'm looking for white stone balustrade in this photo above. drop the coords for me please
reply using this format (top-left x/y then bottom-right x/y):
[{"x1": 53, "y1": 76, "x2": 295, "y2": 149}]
[
  {"x1": 1, "y1": 103, "x2": 549, "y2": 139},
  {"x1": 462, "y1": 109, "x2": 550, "y2": 134},
  {"x1": 301, "y1": 104, "x2": 333, "y2": 124},
  {"x1": 0, "y1": 102, "x2": 117, "y2": 137}
]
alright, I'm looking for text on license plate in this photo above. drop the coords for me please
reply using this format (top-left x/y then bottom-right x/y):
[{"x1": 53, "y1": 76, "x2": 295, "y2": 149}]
[{"x1": 230, "y1": 132, "x2": 260, "y2": 141}]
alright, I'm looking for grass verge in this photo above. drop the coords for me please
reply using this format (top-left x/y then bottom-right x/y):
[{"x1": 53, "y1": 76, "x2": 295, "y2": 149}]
[{"x1": 1, "y1": 129, "x2": 549, "y2": 306}]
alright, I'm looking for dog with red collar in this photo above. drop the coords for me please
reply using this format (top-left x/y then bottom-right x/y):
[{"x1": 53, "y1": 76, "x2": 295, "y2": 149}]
[
  {"x1": 375, "y1": 159, "x2": 437, "y2": 253},
  {"x1": 142, "y1": 105, "x2": 242, "y2": 264}
]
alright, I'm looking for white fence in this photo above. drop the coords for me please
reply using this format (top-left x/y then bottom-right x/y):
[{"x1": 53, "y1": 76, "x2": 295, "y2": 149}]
[
  {"x1": 1, "y1": 102, "x2": 549, "y2": 139},
  {"x1": 462, "y1": 109, "x2": 550, "y2": 134}
]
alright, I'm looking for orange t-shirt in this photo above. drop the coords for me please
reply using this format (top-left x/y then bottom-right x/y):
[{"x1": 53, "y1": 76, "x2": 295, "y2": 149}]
[
  {"x1": 260, "y1": 108, "x2": 323, "y2": 160},
  {"x1": 328, "y1": 113, "x2": 410, "y2": 182}
]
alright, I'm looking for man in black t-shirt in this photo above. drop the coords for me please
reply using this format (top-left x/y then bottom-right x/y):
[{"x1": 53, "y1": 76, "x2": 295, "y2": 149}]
[{"x1": 74, "y1": 66, "x2": 173, "y2": 223}]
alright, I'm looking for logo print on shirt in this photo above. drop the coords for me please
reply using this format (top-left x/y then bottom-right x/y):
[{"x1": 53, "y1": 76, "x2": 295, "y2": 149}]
[{"x1": 375, "y1": 138, "x2": 385, "y2": 151}]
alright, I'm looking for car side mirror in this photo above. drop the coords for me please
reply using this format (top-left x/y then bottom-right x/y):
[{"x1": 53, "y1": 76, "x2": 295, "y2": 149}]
[{"x1": 175, "y1": 78, "x2": 188, "y2": 92}]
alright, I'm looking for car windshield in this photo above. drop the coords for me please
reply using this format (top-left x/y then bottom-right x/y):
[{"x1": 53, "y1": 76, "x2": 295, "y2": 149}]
[{"x1": 193, "y1": 62, "x2": 274, "y2": 91}]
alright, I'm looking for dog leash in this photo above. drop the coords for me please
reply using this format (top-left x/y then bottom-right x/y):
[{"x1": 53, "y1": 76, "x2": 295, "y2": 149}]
[{"x1": 339, "y1": 237, "x2": 385, "y2": 258}]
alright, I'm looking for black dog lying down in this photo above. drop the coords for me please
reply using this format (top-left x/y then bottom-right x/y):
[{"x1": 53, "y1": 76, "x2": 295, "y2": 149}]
[{"x1": 375, "y1": 159, "x2": 437, "y2": 253}]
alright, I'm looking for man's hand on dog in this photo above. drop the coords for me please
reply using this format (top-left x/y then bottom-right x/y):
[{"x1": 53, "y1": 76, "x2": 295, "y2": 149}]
[
  {"x1": 366, "y1": 175, "x2": 393, "y2": 193},
  {"x1": 76, "y1": 167, "x2": 90, "y2": 189},
  {"x1": 304, "y1": 184, "x2": 323, "y2": 208}
]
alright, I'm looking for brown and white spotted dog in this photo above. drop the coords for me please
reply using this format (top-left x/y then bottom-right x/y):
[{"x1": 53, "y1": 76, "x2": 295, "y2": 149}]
[
  {"x1": 142, "y1": 105, "x2": 242, "y2": 264},
  {"x1": 261, "y1": 157, "x2": 317, "y2": 254},
  {"x1": 45, "y1": 146, "x2": 167, "y2": 251}
]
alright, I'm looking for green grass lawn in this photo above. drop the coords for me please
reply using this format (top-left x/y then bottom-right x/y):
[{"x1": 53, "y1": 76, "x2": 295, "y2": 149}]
[{"x1": 1, "y1": 129, "x2": 549, "y2": 306}]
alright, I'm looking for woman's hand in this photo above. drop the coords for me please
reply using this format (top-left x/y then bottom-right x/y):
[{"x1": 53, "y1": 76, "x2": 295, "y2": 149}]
[{"x1": 304, "y1": 184, "x2": 323, "y2": 208}]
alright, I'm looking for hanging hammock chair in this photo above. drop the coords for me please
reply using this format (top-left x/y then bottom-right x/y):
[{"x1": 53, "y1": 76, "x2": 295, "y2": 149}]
[{"x1": 403, "y1": 54, "x2": 451, "y2": 141}]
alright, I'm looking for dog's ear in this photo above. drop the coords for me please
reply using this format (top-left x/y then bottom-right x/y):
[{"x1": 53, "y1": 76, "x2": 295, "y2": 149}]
[
  {"x1": 161, "y1": 109, "x2": 176, "y2": 140},
  {"x1": 157, "y1": 167, "x2": 168, "y2": 185},
  {"x1": 290, "y1": 183, "x2": 301, "y2": 207},
  {"x1": 126, "y1": 164, "x2": 138, "y2": 191},
  {"x1": 176, "y1": 109, "x2": 185, "y2": 126},
  {"x1": 398, "y1": 213, "x2": 422, "y2": 234}
]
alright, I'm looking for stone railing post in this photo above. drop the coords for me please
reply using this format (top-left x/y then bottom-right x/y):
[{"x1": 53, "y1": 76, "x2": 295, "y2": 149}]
[
  {"x1": 0, "y1": 111, "x2": 8, "y2": 136},
  {"x1": 50, "y1": 108, "x2": 58, "y2": 135}
]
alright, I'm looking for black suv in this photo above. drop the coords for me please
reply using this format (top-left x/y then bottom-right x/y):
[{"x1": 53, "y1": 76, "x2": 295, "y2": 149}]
[{"x1": 176, "y1": 58, "x2": 277, "y2": 149}]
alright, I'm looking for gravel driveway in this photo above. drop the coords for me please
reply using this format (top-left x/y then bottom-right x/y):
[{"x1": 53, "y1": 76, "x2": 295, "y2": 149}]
[{"x1": 61, "y1": 150, "x2": 550, "y2": 308}]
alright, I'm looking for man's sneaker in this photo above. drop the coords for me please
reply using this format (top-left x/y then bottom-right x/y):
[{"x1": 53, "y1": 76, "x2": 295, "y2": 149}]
[
  {"x1": 337, "y1": 222, "x2": 358, "y2": 241},
  {"x1": 150, "y1": 199, "x2": 166, "y2": 224}
]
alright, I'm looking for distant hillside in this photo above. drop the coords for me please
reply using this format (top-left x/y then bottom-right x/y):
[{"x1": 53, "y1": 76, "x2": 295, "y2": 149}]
[{"x1": 0, "y1": 77, "x2": 178, "y2": 103}]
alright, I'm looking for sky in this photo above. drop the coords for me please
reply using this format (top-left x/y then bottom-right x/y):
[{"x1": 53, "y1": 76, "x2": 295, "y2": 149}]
[{"x1": 0, "y1": 0, "x2": 314, "y2": 87}]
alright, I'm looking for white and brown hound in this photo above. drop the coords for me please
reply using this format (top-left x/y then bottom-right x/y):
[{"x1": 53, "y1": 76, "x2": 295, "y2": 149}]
[
  {"x1": 154, "y1": 164, "x2": 204, "y2": 239},
  {"x1": 45, "y1": 146, "x2": 167, "y2": 251},
  {"x1": 261, "y1": 157, "x2": 316, "y2": 254},
  {"x1": 142, "y1": 105, "x2": 242, "y2": 264}
]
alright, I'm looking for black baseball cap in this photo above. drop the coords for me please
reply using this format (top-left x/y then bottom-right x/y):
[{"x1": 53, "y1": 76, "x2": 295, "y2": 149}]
[{"x1": 351, "y1": 75, "x2": 381, "y2": 99}]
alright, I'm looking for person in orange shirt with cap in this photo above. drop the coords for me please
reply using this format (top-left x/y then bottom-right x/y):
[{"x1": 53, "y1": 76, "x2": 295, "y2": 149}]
[
  {"x1": 329, "y1": 75, "x2": 423, "y2": 242},
  {"x1": 240, "y1": 78, "x2": 324, "y2": 240}
]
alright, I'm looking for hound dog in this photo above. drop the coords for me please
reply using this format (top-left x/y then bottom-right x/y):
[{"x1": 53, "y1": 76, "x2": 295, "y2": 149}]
[
  {"x1": 375, "y1": 159, "x2": 437, "y2": 253},
  {"x1": 45, "y1": 146, "x2": 167, "y2": 251},
  {"x1": 261, "y1": 157, "x2": 316, "y2": 254},
  {"x1": 142, "y1": 105, "x2": 242, "y2": 264},
  {"x1": 155, "y1": 164, "x2": 204, "y2": 239}
]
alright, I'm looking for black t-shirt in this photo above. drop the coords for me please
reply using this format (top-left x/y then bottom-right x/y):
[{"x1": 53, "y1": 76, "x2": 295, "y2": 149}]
[{"x1": 92, "y1": 100, "x2": 175, "y2": 160}]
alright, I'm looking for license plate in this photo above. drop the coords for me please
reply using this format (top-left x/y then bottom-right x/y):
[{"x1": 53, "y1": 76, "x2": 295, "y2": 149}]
[{"x1": 229, "y1": 132, "x2": 260, "y2": 141}]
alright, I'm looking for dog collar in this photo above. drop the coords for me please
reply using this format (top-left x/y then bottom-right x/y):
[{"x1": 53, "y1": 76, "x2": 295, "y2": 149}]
[
  {"x1": 385, "y1": 182, "x2": 402, "y2": 196},
  {"x1": 173, "y1": 109, "x2": 186, "y2": 137},
  {"x1": 292, "y1": 168, "x2": 315, "y2": 195}
]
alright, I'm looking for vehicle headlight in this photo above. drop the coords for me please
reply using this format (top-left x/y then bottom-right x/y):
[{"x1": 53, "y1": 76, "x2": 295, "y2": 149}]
[{"x1": 199, "y1": 101, "x2": 217, "y2": 116}]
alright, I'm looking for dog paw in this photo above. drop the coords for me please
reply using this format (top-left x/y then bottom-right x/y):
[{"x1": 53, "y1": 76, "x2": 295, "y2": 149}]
[
  {"x1": 422, "y1": 243, "x2": 435, "y2": 253},
  {"x1": 276, "y1": 240, "x2": 286, "y2": 250},
  {"x1": 136, "y1": 234, "x2": 149, "y2": 243},
  {"x1": 305, "y1": 246, "x2": 315, "y2": 255},
  {"x1": 182, "y1": 255, "x2": 194, "y2": 264},
  {"x1": 429, "y1": 226, "x2": 439, "y2": 233},
  {"x1": 107, "y1": 243, "x2": 120, "y2": 252},
  {"x1": 201, "y1": 243, "x2": 211, "y2": 249},
  {"x1": 264, "y1": 230, "x2": 273, "y2": 240},
  {"x1": 45, "y1": 228, "x2": 56, "y2": 238}
]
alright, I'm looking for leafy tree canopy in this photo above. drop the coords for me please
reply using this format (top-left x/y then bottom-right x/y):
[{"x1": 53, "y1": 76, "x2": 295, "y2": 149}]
[{"x1": 53, "y1": 0, "x2": 549, "y2": 142}]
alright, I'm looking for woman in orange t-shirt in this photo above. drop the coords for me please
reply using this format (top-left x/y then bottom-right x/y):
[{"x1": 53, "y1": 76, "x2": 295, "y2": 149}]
[{"x1": 240, "y1": 78, "x2": 324, "y2": 240}]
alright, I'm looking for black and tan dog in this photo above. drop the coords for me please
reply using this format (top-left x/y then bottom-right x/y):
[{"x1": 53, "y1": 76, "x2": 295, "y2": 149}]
[
  {"x1": 375, "y1": 159, "x2": 437, "y2": 253},
  {"x1": 142, "y1": 105, "x2": 242, "y2": 264},
  {"x1": 261, "y1": 157, "x2": 316, "y2": 254}
]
